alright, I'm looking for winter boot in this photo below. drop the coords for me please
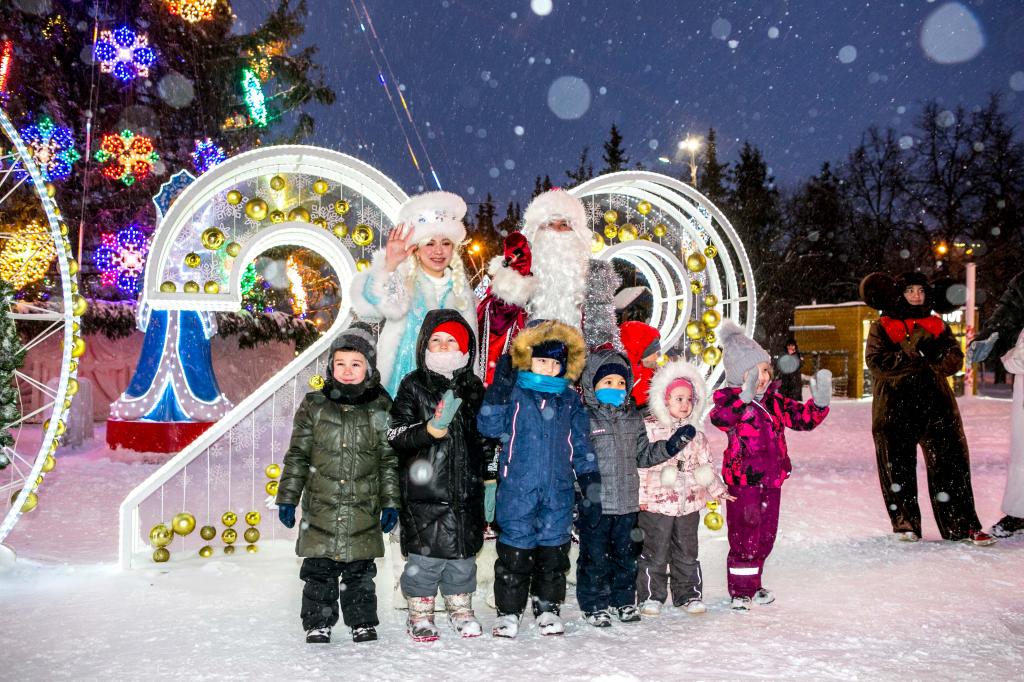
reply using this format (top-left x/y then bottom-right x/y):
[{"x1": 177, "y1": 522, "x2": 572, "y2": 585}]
[
  {"x1": 730, "y1": 596, "x2": 752, "y2": 611},
  {"x1": 406, "y1": 596, "x2": 440, "y2": 642},
  {"x1": 753, "y1": 588, "x2": 775, "y2": 605},
  {"x1": 896, "y1": 531, "x2": 920, "y2": 542},
  {"x1": 492, "y1": 612, "x2": 522, "y2": 638},
  {"x1": 964, "y1": 529, "x2": 997, "y2": 547},
  {"x1": 350, "y1": 624, "x2": 377, "y2": 643},
  {"x1": 990, "y1": 515, "x2": 1024, "y2": 538},
  {"x1": 584, "y1": 610, "x2": 613, "y2": 628},
  {"x1": 616, "y1": 605, "x2": 642, "y2": 623},
  {"x1": 639, "y1": 600, "x2": 662, "y2": 617},
  {"x1": 305, "y1": 627, "x2": 331, "y2": 644},
  {"x1": 536, "y1": 610, "x2": 565, "y2": 636},
  {"x1": 443, "y1": 593, "x2": 482, "y2": 638},
  {"x1": 680, "y1": 598, "x2": 707, "y2": 615}
]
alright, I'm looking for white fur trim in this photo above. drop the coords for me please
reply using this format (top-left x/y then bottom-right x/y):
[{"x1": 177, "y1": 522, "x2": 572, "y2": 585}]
[
  {"x1": 487, "y1": 255, "x2": 536, "y2": 306},
  {"x1": 398, "y1": 191, "x2": 468, "y2": 245},
  {"x1": 648, "y1": 358, "x2": 709, "y2": 428},
  {"x1": 692, "y1": 464, "x2": 715, "y2": 488},
  {"x1": 521, "y1": 189, "x2": 589, "y2": 246}
]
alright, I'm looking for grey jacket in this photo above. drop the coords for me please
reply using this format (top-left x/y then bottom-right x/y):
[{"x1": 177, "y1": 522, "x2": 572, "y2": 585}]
[{"x1": 581, "y1": 348, "x2": 675, "y2": 515}]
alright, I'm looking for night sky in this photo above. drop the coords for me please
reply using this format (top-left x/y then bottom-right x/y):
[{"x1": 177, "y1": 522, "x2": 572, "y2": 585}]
[{"x1": 236, "y1": 0, "x2": 1024, "y2": 206}]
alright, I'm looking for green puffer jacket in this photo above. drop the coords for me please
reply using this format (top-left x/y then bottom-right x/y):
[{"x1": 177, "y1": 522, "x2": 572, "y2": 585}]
[{"x1": 276, "y1": 387, "x2": 401, "y2": 562}]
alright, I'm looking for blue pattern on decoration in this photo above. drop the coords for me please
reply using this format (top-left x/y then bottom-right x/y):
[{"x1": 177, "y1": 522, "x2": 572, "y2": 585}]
[
  {"x1": 125, "y1": 309, "x2": 168, "y2": 398},
  {"x1": 178, "y1": 310, "x2": 223, "y2": 403},
  {"x1": 142, "y1": 384, "x2": 190, "y2": 422},
  {"x1": 152, "y1": 169, "x2": 196, "y2": 219}
]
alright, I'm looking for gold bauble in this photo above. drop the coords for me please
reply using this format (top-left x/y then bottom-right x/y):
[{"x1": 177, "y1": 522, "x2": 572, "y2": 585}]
[
  {"x1": 224, "y1": 545, "x2": 236, "y2": 555},
  {"x1": 705, "y1": 331, "x2": 716, "y2": 344},
  {"x1": 265, "y1": 463, "x2": 282, "y2": 479},
  {"x1": 288, "y1": 207, "x2": 310, "y2": 223},
  {"x1": 352, "y1": 224, "x2": 374, "y2": 247},
  {"x1": 199, "y1": 545, "x2": 214, "y2": 558},
  {"x1": 199, "y1": 525, "x2": 217, "y2": 541},
  {"x1": 203, "y1": 281, "x2": 220, "y2": 295},
  {"x1": 45, "y1": 182, "x2": 56, "y2": 197},
  {"x1": 222, "y1": 511, "x2": 238, "y2": 527},
  {"x1": 333, "y1": 223, "x2": 349, "y2": 239},
  {"x1": 54, "y1": 420, "x2": 65, "y2": 436},
  {"x1": 12, "y1": 490, "x2": 38, "y2": 513},
  {"x1": 184, "y1": 252, "x2": 201, "y2": 268},
  {"x1": 313, "y1": 218, "x2": 328, "y2": 229},
  {"x1": 153, "y1": 547, "x2": 171, "y2": 563},
  {"x1": 66, "y1": 377, "x2": 79, "y2": 396},
  {"x1": 226, "y1": 190, "x2": 243, "y2": 205},
  {"x1": 702, "y1": 346, "x2": 722, "y2": 366},
  {"x1": 653, "y1": 223, "x2": 667, "y2": 238},
  {"x1": 269, "y1": 210, "x2": 285, "y2": 224},
  {"x1": 636, "y1": 200, "x2": 652, "y2": 215},
  {"x1": 222, "y1": 528, "x2": 238, "y2": 544},
  {"x1": 68, "y1": 258, "x2": 79, "y2": 276},
  {"x1": 269, "y1": 174, "x2": 286, "y2": 191},
  {"x1": 265, "y1": 480, "x2": 279, "y2": 496},
  {"x1": 656, "y1": 353, "x2": 668, "y2": 367},
  {"x1": 706, "y1": 500, "x2": 720, "y2": 512},
  {"x1": 704, "y1": 294, "x2": 719, "y2": 308},
  {"x1": 225, "y1": 242, "x2": 241, "y2": 257},
  {"x1": 73, "y1": 321, "x2": 79, "y2": 332},
  {"x1": 685, "y1": 321, "x2": 706, "y2": 340},
  {"x1": 308, "y1": 374, "x2": 325, "y2": 390},
  {"x1": 171, "y1": 512, "x2": 197, "y2": 536},
  {"x1": 355, "y1": 258, "x2": 371, "y2": 272},
  {"x1": 183, "y1": 281, "x2": 200, "y2": 294},
  {"x1": 702, "y1": 309, "x2": 722, "y2": 329},
  {"x1": 704, "y1": 510, "x2": 724, "y2": 531},
  {"x1": 690, "y1": 280, "x2": 703, "y2": 294},
  {"x1": 41, "y1": 454, "x2": 56, "y2": 473},
  {"x1": 160, "y1": 281, "x2": 176, "y2": 293},
  {"x1": 704, "y1": 244, "x2": 719, "y2": 259},
  {"x1": 243, "y1": 527, "x2": 261, "y2": 543},
  {"x1": 245, "y1": 198, "x2": 269, "y2": 221},
  {"x1": 334, "y1": 199, "x2": 350, "y2": 215},
  {"x1": 245, "y1": 511, "x2": 261, "y2": 526},
  {"x1": 603, "y1": 224, "x2": 618, "y2": 239},
  {"x1": 149, "y1": 523, "x2": 174, "y2": 548},
  {"x1": 201, "y1": 227, "x2": 225, "y2": 250},
  {"x1": 618, "y1": 224, "x2": 638, "y2": 241},
  {"x1": 591, "y1": 232, "x2": 606, "y2": 254},
  {"x1": 313, "y1": 179, "x2": 330, "y2": 195},
  {"x1": 70, "y1": 335, "x2": 86, "y2": 358},
  {"x1": 688, "y1": 340, "x2": 704, "y2": 356},
  {"x1": 686, "y1": 252, "x2": 707, "y2": 272},
  {"x1": 63, "y1": 398, "x2": 71, "y2": 410},
  {"x1": 70, "y1": 281, "x2": 77, "y2": 293},
  {"x1": 69, "y1": 360, "x2": 77, "y2": 372},
  {"x1": 603, "y1": 209, "x2": 618, "y2": 223},
  {"x1": 246, "y1": 544, "x2": 258, "y2": 554},
  {"x1": 71, "y1": 294, "x2": 88, "y2": 317}
]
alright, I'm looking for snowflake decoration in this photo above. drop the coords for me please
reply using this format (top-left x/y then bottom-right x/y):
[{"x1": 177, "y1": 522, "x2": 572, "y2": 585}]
[
  {"x1": 190, "y1": 137, "x2": 226, "y2": 174},
  {"x1": 357, "y1": 204, "x2": 381, "y2": 228},
  {"x1": 178, "y1": 471, "x2": 193, "y2": 488},
  {"x1": 341, "y1": 236, "x2": 355, "y2": 249},
  {"x1": 94, "y1": 129, "x2": 159, "y2": 186},
  {"x1": 19, "y1": 115, "x2": 79, "y2": 182},
  {"x1": 209, "y1": 464, "x2": 229, "y2": 486},
  {"x1": 290, "y1": 173, "x2": 313, "y2": 193},
  {"x1": 166, "y1": 0, "x2": 217, "y2": 23},
  {"x1": 93, "y1": 223, "x2": 150, "y2": 294},
  {"x1": 197, "y1": 258, "x2": 223, "y2": 283},
  {"x1": 93, "y1": 26, "x2": 157, "y2": 83},
  {"x1": 311, "y1": 203, "x2": 345, "y2": 231},
  {"x1": 253, "y1": 184, "x2": 274, "y2": 202},
  {"x1": 215, "y1": 196, "x2": 243, "y2": 221},
  {"x1": 584, "y1": 200, "x2": 603, "y2": 226}
]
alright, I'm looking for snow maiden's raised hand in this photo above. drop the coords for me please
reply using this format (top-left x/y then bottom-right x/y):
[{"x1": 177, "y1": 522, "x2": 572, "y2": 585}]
[{"x1": 383, "y1": 223, "x2": 417, "y2": 273}]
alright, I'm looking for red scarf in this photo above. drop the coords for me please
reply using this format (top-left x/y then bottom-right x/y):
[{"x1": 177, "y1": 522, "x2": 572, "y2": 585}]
[{"x1": 879, "y1": 315, "x2": 945, "y2": 344}]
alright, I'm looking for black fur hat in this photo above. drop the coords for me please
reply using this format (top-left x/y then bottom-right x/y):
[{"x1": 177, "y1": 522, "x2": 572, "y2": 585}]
[
  {"x1": 859, "y1": 272, "x2": 901, "y2": 311},
  {"x1": 860, "y1": 271, "x2": 961, "y2": 315}
]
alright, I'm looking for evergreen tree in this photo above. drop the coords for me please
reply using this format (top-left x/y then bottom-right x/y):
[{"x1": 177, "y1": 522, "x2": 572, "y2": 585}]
[
  {"x1": 601, "y1": 124, "x2": 629, "y2": 174},
  {"x1": 565, "y1": 146, "x2": 594, "y2": 187},
  {"x1": 542, "y1": 175, "x2": 553, "y2": 192},
  {"x1": 0, "y1": 280, "x2": 26, "y2": 454},
  {"x1": 697, "y1": 128, "x2": 730, "y2": 206}
]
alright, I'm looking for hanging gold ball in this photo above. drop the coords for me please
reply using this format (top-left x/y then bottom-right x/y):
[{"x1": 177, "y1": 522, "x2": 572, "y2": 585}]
[
  {"x1": 245, "y1": 511, "x2": 261, "y2": 526},
  {"x1": 68, "y1": 258, "x2": 79, "y2": 276},
  {"x1": 246, "y1": 544, "x2": 258, "y2": 554},
  {"x1": 69, "y1": 295, "x2": 86, "y2": 318},
  {"x1": 265, "y1": 463, "x2": 282, "y2": 479},
  {"x1": 352, "y1": 224, "x2": 374, "y2": 247},
  {"x1": 66, "y1": 377, "x2": 79, "y2": 396},
  {"x1": 313, "y1": 179, "x2": 330, "y2": 195},
  {"x1": 706, "y1": 500, "x2": 720, "y2": 512},
  {"x1": 183, "y1": 281, "x2": 200, "y2": 294},
  {"x1": 222, "y1": 528, "x2": 238, "y2": 544},
  {"x1": 618, "y1": 224, "x2": 638, "y2": 241},
  {"x1": 149, "y1": 523, "x2": 173, "y2": 548},
  {"x1": 312, "y1": 218, "x2": 328, "y2": 229},
  {"x1": 226, "y1": 190, "x2": 243, "y2": 205},
  {"x1": 199, "y1": 525, "x2": 217, "y2": 541},
  {"x1": 603, "y1": 209, "x2": 618, "y2": 223},
  {"x1": 269, "y1": 210, "x2": 285, "y2": 224},
  {"x1": 54, "y1": 420, "x2": 65, "y2": 436},
  {"x1": 45, "y1": 182, "x2": 56, "y2": 197},
  {"x1": 704, "y1": 293, "x2": 719, "y2": 308},
  {"x1": 160, "y1": 281, "x2": 177, "y2": 293},
  {"x1": 704, "y1": 244, "x2": 719, "y2": 259},
  {"x1": 688, "y1": 340, "x2": 704, "y2": 356},
  {"x1": 69, "y1": 360, "x2": 77, "y2": 372},
  {"x1": 153, "y1": 547, "x2": 171, "y2": 563},
  {"x1": 591, "y1": 232, "x2": 606, "y2": 254},
  {"x1": 72, "y1": 321, "x2": 80, "y2": 333},
  {"x1": 690, "y1": 280, "x2": 703, "y2": 294},
  {"x1": 288, "y1": 207, "x2": 310, "y2": 223},
  {"x1": 245, "y1": 198, "x2": 269, "y2": 221},
  {"x1": 704, "y1": 510, "x2": 724, "y2": 531},
  {"x1": 70, "y1": 335, "x2": 86, "y2": 358},
  {"x1": 603, "y1": 224, "x2": 618, "y2": 240},
  {"x1": 265, "y1": 480, "x2": 279, "y2": 496},
  {"x1": 224, "y1": 545, "x2": 236, "y2": 555},
  {"x1": 636, "y1": 200, "x2": 652, "y2": 215},
  {"x1": 184, "y1": 252, "x2": 201, "y2": 268},
  {"x1": 243, "y1": 527, "x2": 261, "y2": 543},
  {"x1": 269, "y1": 174, "x2": 286, "y2": 191},
  {"x1": 41, "y1": 454, "x2": 56, "y2": 473},
  {"x1": 308, "y1": 374, "x2": 325, "y2": 390},
  {"x1": 686, "y1": 252, "x2": 707, "y2": 272},
  {"x1": 201, "y1": 227, "x2": 225, "y2": 250},
  {"x1": 685, "y1": 321, "x2": 706, "y2": 340},
  {"x1": 225, "y1": 242, "x2": 242, "y2": 257},
  {"x1": 63, "y1": 398, "x2": 71, "y2": 410},
  {"x1": 702, "y1": 346, "x2": 722, "y2": 366},
  {"x1": 334, "y1": 199, "x2": 350, "y2": 215},
  {"x1": 656, "y1": 353, "x2": 669, "y2": 367},
  {"x1": 333, "y1": 223, "x2": 349, "y2": 239},
  {"x1": 222, "y1": 511, "x2": 237, "y2": 527},
  {"x1": 705, "y1": 330, "x2": 717, "y2": 344},
  {"x1": 171, "y1": 512, "x2": 197, "y2": 536},
  {"x1": 653, "y1": 223, "x2": 667, "y2": 238},
  {"x1": 203, "y1": 281, "x2": 220, "y2": 295},
  {"x1": 11, "y1": 490, "x2": 38, "y2": 513},
  {"x1": 702, "y1": 309, "x2": 722, "y2": 329},
  {"x1": 199, "y1": 545, "x2": 214, "y2": 558}
]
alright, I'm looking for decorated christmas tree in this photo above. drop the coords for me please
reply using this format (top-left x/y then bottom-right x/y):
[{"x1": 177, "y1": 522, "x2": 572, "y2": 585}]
[{"x1": 0, "y1": 279, "x2": 25, "y2": 458}]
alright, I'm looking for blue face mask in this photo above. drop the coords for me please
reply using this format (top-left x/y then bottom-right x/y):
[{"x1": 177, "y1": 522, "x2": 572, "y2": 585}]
[
  {"x1": 517, "y1": 371, "x2": 569, "y2": 394},
  {"x1": 595, "y1": 387, "x2": 627, "y2": 407}
]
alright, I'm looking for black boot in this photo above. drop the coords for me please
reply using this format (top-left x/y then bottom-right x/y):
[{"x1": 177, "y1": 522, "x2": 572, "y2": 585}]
[
  {"x1": 495, "y1": 542, "x2": 535, "y2": 617},
  {"x1": 351, "y1": 623, "x2": 378, "y2": 643},
  {"x1": 990, "y1": 515, "x2": 1024, "y2": 538}
]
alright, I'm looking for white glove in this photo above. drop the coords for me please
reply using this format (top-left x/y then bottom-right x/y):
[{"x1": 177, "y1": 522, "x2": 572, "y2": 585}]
[{"x1": 809, "y1": 369, "x2": 833, "y2": 407}]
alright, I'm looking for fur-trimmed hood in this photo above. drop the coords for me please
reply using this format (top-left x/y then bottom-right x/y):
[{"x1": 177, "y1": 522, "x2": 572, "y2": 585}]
[
  {"x1": 648, "y1": 358, "x2": 708, "y2": 428},
  {"x1": 510, "y1": 319, "x2": 587, "y2": 381}
]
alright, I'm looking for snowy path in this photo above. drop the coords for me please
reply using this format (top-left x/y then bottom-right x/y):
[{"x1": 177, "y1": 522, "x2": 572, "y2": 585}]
[{"x1": 1, "y1": 400, "x2": 1022, "y2": 680}]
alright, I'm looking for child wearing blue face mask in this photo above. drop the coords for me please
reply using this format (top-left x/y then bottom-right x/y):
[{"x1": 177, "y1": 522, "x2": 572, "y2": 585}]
[{"x1": 574, "y1": 348, "x2": 693, "y2": 628}]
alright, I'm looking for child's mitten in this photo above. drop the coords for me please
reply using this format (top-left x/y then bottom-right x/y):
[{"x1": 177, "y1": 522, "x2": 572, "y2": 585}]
[{"x1": 809, "y1": 369, "x2": 832, "y2": 407}]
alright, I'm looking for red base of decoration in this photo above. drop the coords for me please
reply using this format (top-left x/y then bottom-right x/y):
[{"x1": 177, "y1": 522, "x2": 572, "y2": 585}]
[{"x1": 106, "y1": 419, "x2": 215, "y2": 454}]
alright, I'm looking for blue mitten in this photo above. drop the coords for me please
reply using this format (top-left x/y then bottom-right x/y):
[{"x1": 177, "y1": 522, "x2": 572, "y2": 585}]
[
  {"x1": 967, "y1": 333, "x2": 999, "y2": 364},
  {"x1": 667, "y1": 424, "x2": 697, "y2": 455},
  {"x1": 278, "y1": 503, "x2": 296, "y2": 529},
  {"x1": 488, "y1": 354, "x2": 517, "y2": 404},
  {"x1": 429, "y1": 389, "x2": 463, "y2": 430},
  {"x1": 380, "y1": 507, "x2": 399, "y2": 533}
]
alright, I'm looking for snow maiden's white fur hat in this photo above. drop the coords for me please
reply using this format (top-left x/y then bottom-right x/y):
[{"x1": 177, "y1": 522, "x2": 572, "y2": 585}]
[
  {"x1": 397, "y1": 191, "x2": 467, "y2": 245},
  {"x1": 521, "y1": 189, "x2": 590, "y2": 246}
]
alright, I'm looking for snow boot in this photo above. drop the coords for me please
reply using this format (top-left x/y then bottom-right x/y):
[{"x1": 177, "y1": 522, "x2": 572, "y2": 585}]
[
  {"x1": 730, "y1": 596, "x2": 752, "y2": 611},
  {"x1": 964, "y1": 529, "x2": 997, "y2": 547},
  {"x1": 991, "y1": 515, "x2": 1024, "y2": 538},
  {"x1": 406, "y1": 596, "x2": 440, "y2": 642},
  {"x1": 753, "y1": 588, "x2": 775, "y2": 605},
  {"x1": 640, "y1": 600, "x2": 662, "y2": 616},
  {"x1": 536, "y1": 610, "x2": 565, "y2": 636},
  {"x1": 305, "y1": 627, "x2": 331, "y2": 644},
  {"x1": 492, "y1": 612, "x2": 521, "y2": 638},
  {"x1": 616, "y1": 605, "x2": 642, "y2": 623},
  {"x1": 584, "y1": 609, "x2": 613, "y2": 628},
  {"x1": 350, "y1": 624, "x2": 377, "y2": 643},
  {"x1": 896, "y1": 531, "x2": 920, "y2": 542},
  {"x1": 443, "y1": 593, "x2": 482, "y2": 638},
  {"x1": 681, "y1": 598, "x2": 707, "y2": 615}
]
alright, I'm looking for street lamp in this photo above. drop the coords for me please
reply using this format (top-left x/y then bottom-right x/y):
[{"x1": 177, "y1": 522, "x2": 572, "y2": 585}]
[{"x1": 678, "y1": 136, "x2": 702, "y2": 186}]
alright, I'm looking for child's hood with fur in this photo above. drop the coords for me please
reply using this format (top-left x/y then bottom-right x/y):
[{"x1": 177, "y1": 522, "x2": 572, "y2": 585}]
[{"x1": 648, "y1": 358, "x2": 708, "y2": 428}]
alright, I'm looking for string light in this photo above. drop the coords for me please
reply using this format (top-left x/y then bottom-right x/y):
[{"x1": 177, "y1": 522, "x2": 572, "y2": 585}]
[
  {"x1": 19, "y1": 115, "x2": 80, "y2": 182},
  {"x1": 94, "y1": 129, "x2": 159, "y2": 186},
  {"x1": 286, "y1": 255, "x2": 307, "y2": 317},
  {"x1": 0, "y1": 40, "x2": 12, "y2": 94},
  {"x1": 93, "y1": 26, "x2": 157, "y2": 83},
  {"x1": 166, "y1": 0, "x2": 217, "y2": 23},
  {"x1": 190, "y1": 138, "x2": 226, "y2": 174},
  {"x1": 0, "y1": 221, "x2": 56, "y2": 290},
  {"x1": 93, "y1": 223, "x2": 150, "y2": 294},
  {"x1": 241, "y1": 68, "x2": 268, "y2": 127}
]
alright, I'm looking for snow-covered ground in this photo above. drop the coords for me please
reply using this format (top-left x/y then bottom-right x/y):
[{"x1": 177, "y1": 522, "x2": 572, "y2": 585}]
[{"x1": 2, "y1": 398, "x2": 1022, "y2": 681}]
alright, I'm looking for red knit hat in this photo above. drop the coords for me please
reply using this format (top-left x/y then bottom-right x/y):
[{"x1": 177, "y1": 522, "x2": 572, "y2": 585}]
[{"x1": 432, "y1": 320, "x2": 470, "y2": 353}]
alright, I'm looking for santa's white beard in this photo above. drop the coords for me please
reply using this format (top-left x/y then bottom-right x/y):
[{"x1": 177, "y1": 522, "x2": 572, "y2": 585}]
[{"x1": 527, "y1": 229, "x2": 589, "y2": 328}]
